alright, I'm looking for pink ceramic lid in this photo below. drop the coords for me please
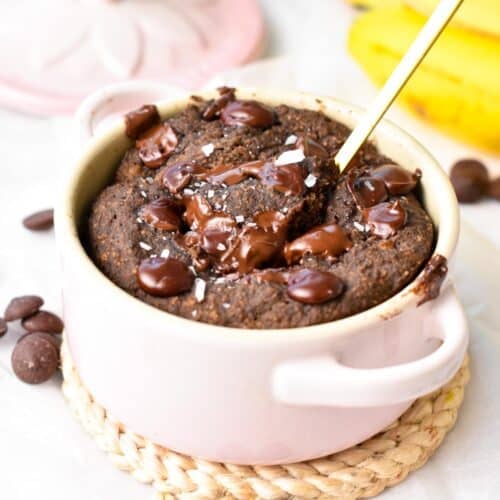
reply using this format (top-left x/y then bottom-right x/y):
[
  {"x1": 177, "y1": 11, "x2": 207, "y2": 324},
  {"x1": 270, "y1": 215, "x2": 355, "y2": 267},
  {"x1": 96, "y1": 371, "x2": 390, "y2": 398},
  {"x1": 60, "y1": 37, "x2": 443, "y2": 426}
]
[{"x1": 0, "y1": 0, "x2": 265, "y2": 115}]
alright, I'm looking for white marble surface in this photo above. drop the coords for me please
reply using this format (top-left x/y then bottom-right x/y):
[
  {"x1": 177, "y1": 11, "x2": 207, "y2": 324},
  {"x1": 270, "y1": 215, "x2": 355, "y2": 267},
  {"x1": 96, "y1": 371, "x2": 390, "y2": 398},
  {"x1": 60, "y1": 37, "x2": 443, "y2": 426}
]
[{"x1": 0, "y1": 1, "x2": 499, "y2": 499}]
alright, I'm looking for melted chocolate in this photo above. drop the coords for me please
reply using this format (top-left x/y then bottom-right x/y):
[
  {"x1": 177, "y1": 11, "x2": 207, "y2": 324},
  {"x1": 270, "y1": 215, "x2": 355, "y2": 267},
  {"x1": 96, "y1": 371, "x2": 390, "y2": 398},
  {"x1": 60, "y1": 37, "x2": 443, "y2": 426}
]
[
  {"x1": 137, "y1": 257, "x2": 194, "y2": 297},
  {"x1": 173, "y1": 158, "x2": 306, "y2": 196},
  {"x1": 284, "y1": 223, "x2": 352, "y2": 264},
  {"x1": 163, "y1": 162, "x2": 206, "y2": 193},
  {"x1": 371, "y1": 164, "x2": 419, "y2": 195},
  {"x1": 221, "y1": 100, "x2": 276, "y2": 128},
  {"x1": 362, "y1": 200, "x2": 406, "y2": 238},
  {"x1": 347, "y1": 173, "x2": 388, "y2": 208},
  {"x1": 296, "y1": 136, "x2": 329, "y2": 158},
  {"x1": 124, "y1": 104, "x2": 160, "y2": 139},
  {"x1": 140, "y1": 197, "x2": 182, "y2": 231},
  {"x1": 414, "y1": 254, "x2": 448, "y2": 306},
  {"x1": 287, "y1": 269, "x2": 344, "y2": 304},
  {"x1": 202, "y1": 86, "x2": 236, "y2": 120},
  {"x1": 136, "y1": 123, "x2": 178, "y2": 167}
]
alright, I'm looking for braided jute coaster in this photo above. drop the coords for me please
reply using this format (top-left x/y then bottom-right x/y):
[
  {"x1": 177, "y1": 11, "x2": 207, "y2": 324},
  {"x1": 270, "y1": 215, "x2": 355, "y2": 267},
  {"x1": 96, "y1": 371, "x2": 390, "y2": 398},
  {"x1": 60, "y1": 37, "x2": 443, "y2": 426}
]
[{"x1": 61, "y1": 340, "x2": 469, "y2": 500}]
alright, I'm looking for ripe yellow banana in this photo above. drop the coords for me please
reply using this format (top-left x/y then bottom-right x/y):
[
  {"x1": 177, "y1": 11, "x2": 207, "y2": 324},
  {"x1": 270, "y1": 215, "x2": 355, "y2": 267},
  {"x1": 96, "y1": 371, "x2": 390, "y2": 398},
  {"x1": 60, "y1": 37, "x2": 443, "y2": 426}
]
[
  {"x1": 348, "y1": 6, "x2": 500, "y2": 152},
  {"x1": 346, "y1": 0, "x2": 500, "y2": 38},
  {"x1": 406, "y1": 0, "x2": 500, "y2": 38}
]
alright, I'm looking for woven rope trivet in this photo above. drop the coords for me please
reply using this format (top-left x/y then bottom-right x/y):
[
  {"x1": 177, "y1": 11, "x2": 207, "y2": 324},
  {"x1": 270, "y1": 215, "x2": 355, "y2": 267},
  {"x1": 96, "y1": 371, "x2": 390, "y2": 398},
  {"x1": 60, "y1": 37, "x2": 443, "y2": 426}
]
[{"x1": 61, "y1": 340, "x2": 469, "y2": 500}]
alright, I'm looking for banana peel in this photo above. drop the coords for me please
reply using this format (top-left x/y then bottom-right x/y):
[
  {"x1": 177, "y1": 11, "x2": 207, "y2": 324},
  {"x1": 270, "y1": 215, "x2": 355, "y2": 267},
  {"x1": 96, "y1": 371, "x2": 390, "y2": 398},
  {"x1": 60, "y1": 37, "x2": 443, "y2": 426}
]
[{"x1": 348, "y1": 6, "x2": 500, "y2": 152}]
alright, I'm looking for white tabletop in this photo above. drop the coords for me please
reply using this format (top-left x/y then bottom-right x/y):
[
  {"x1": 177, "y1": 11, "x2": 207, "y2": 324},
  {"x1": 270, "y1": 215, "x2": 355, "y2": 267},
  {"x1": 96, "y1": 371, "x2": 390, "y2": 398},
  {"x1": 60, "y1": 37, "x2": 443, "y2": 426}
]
[{"x1": 0, "y1": 1, "x2": 499, "y2": 499}]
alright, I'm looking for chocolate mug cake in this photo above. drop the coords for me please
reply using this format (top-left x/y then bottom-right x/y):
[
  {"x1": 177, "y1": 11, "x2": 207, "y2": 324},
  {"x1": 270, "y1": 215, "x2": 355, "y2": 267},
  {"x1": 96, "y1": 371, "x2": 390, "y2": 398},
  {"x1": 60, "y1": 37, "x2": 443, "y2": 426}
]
[{"x1": 86, "y1": 88, "x2": 437, "y2": 329}]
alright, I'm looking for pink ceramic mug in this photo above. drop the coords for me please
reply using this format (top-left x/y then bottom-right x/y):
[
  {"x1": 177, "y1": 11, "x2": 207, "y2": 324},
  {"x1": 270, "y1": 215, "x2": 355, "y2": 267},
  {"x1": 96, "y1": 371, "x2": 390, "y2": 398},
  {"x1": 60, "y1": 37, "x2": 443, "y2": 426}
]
[{"x1": 56, "y1": 84, "x2": 468, "y2": 465}]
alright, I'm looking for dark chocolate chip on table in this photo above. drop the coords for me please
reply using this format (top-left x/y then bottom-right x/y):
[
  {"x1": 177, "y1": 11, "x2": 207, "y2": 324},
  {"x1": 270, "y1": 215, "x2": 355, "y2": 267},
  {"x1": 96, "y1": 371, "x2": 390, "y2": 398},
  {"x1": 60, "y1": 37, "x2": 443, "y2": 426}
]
[
  {"x1": 11, "y1": 332, "x2": 59, "y2": 384},
  {"x1": 22, "y1": 209, "x2": 54, "y2": 231},
  {"x1": 0, "y1": 317, "x2": 7, "y2": 337},
  {"x1": 450, "y1": 159, "x2": 489, "y2": 203},
  {"x1": 22, "y1": 310, "x2": 64, "y2": 335},
  {"x1": 124, "y1": 104, "x2": 160, "y2": 139},
  {"x1": 4, "y1": 295, "x2": 44, "y2": 322},
  {"x1": 17, "y1": 332, "x2": 61, "y2": 352},
  {"x1": 137, "y1": 257, "x2": 194, "y2": 297},
  {"x1": 487, "y1": 177, "x2": 500, "y2": 200}
]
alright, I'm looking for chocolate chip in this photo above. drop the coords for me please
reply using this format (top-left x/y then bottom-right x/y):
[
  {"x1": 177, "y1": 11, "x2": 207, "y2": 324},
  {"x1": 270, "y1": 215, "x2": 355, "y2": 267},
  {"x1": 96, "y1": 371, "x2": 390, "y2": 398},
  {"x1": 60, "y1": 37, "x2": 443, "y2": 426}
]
[
  {"x1": 0, "y1": 317, "x2": 7, "y2": 337},
  {"x1": 162, "y1": 162, "x2": 205, "y2": 193},
  {"x1": 348, "y1": 175, "x2": 388, "y2": 208},
  {"x1": 296, "y1": 136, "x2": 329, "y2": 158},
  {"x1": 371, "y1": 164, "x2": 419, "y2": 195},
  {"x1": 21, "y1": 310, "x2": 64, "y2": 334},
  {"x1": 202, "y1": 87, "x2": 236, "y2": 120},
  {"x1": 137, "y1": 123, "x2": 178, "y2": 167},
  {"x1": 17, "y1": 332, "x2": 61, "y2": 352},
  {"x1": 487, "y1": 177, "x2": 500, "y2": 200},
  {"x1": 140, "y1": 197, "x2": 182, "y2": 231},
  {"x1": 137, "y1": 257, "x2": 194, "y2": 297},
  {"x1": 284, "y1": 223, "x2": 352, "y2": 264},
  {"x1": 11, "y1": 333, "x2": 59, "y2": 384},
  {"x1": 450, "y1": 159, "x2": 489, "y2": 203},
  {"x1": 221, "y1": 100, "x2": 276, "y2": 128},
  {"x1": 4, "y1": 295, "x2": 44, "y2": 321},
  {"x1": 22, "y1": 209, "x2": 54, "y2": 231},
  {"x1": 124, "y1": 104, "x2": 160, "y2": 139},
  {"x1": 287, "y1": 269, "x2": 344, "y2": 304},
  {"x1": 362, "y1": 200, "x2": 407, "y2": 238}
]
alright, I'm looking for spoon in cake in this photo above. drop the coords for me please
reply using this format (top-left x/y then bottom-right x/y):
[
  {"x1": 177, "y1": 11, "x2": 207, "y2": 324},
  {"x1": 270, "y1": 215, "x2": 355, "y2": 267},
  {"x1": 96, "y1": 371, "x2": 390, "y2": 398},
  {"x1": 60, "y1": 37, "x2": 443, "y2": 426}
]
[{"x1": 335, "y1": 0, "x2": 464, "y2": 172}]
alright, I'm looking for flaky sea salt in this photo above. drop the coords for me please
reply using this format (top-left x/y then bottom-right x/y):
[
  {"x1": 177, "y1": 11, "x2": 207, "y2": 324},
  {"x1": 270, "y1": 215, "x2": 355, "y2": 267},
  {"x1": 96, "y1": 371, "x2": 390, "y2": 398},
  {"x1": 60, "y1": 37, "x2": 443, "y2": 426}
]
[
  {"x1": 136, "y1": 217, "x2": 143, "y2": 224},
  {"x1": 207, "y1": 189, "x2": 215, "y2": 198},
  {"x1": 222, "y1": 303, "x2": 230, "y2": 309},
  {"x1": 275, "y1": 149, "x2": 305, "y2": 166},
  {"x1": 140, "y1": 190, "x2": 148, "y2": 199},
  {"x1": 216, "y1": 243, "x2": 226, "y2": 251},
  {"x1": 139, "y1": 241, "x2": 152, "y2": 251},
  {"x1": 184, "y1": 188, "x2": 194, "y2": 196},
  {"x1": 235, "y1": 215, "x2": 245, "y2": 223},
  {"x1": 304, "y1": 174, "x2": 317, "y2": 188},
  {"x1": 201, "y1": 143, "x2": 215, "y2": 157},
  {"x1": 285, "y1": 134, "x2": 298, "y2": 145},
  {"x1": 194, "y1": 278, "x2": 207, "y2": 303},
  {"x1": 145, "y1": 176, "x2": 154, "y2": 184},
  {"x1": 353, "y1": 221, "x2": 367, "y2": 232},
  {"x1": 160, "y1": 248, "x2": 170, "y2": 259}
]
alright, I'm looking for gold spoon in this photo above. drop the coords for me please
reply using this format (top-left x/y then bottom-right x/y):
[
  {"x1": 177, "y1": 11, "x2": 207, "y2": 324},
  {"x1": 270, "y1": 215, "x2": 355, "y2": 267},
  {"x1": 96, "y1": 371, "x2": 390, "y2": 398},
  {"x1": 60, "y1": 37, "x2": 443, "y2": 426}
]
[{"x1": 335, "y1": 0, "x2": 464, "y2": 172}]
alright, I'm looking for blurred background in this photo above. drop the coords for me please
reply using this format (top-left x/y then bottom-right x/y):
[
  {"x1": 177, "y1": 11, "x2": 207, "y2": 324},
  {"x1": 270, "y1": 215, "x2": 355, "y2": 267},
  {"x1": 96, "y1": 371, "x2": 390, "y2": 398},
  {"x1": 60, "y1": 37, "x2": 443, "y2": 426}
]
[{"x1": 0, "y1": 1, "x2": 499, "y2": 499}]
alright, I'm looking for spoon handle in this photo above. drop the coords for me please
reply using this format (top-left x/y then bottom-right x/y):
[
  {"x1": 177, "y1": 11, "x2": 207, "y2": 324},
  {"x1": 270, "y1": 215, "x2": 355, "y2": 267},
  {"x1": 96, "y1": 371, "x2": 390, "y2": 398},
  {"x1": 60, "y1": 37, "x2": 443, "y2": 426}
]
[{"x1": 335, "y1": 0, "x2": 463, "y2": 172}]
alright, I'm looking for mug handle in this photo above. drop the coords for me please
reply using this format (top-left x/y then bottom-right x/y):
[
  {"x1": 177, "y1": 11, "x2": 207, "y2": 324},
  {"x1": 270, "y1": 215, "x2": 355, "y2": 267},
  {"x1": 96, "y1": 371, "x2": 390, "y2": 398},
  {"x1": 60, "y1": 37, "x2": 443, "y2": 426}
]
[
  {"x1": 272, "y1": 285, "x2": 468, "y2": 407},
  {"x1": 74, "y1": 80, "x2": 186, "y2": 147}
]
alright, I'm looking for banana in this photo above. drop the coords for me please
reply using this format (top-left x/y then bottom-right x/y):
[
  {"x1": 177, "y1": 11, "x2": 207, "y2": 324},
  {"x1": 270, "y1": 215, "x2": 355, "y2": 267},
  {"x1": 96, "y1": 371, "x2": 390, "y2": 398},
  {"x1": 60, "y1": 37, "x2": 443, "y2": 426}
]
[
  {"x1": 406, "y1": 0, "x2": 500, "y2": 38},
  {"x1": 348, "y1": 6, "x2": 500, "y2": 152}
]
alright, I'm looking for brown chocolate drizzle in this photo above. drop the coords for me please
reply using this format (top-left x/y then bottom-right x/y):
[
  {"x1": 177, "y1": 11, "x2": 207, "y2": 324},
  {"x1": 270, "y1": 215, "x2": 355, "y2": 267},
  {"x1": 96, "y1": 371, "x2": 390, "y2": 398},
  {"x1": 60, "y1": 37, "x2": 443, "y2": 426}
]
[
  {"x1": 124, "y1": 104, "x2": 160, "y2": 139},
  {"x1": 362, "y1": 200, "x2": 407, "y2": 238},
  {"x1": 414, "y1": 254, "x2": 448, "y2": 306},
  {"x1": 284, "y1": 223, "x2": 352, "y2": 264}
]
